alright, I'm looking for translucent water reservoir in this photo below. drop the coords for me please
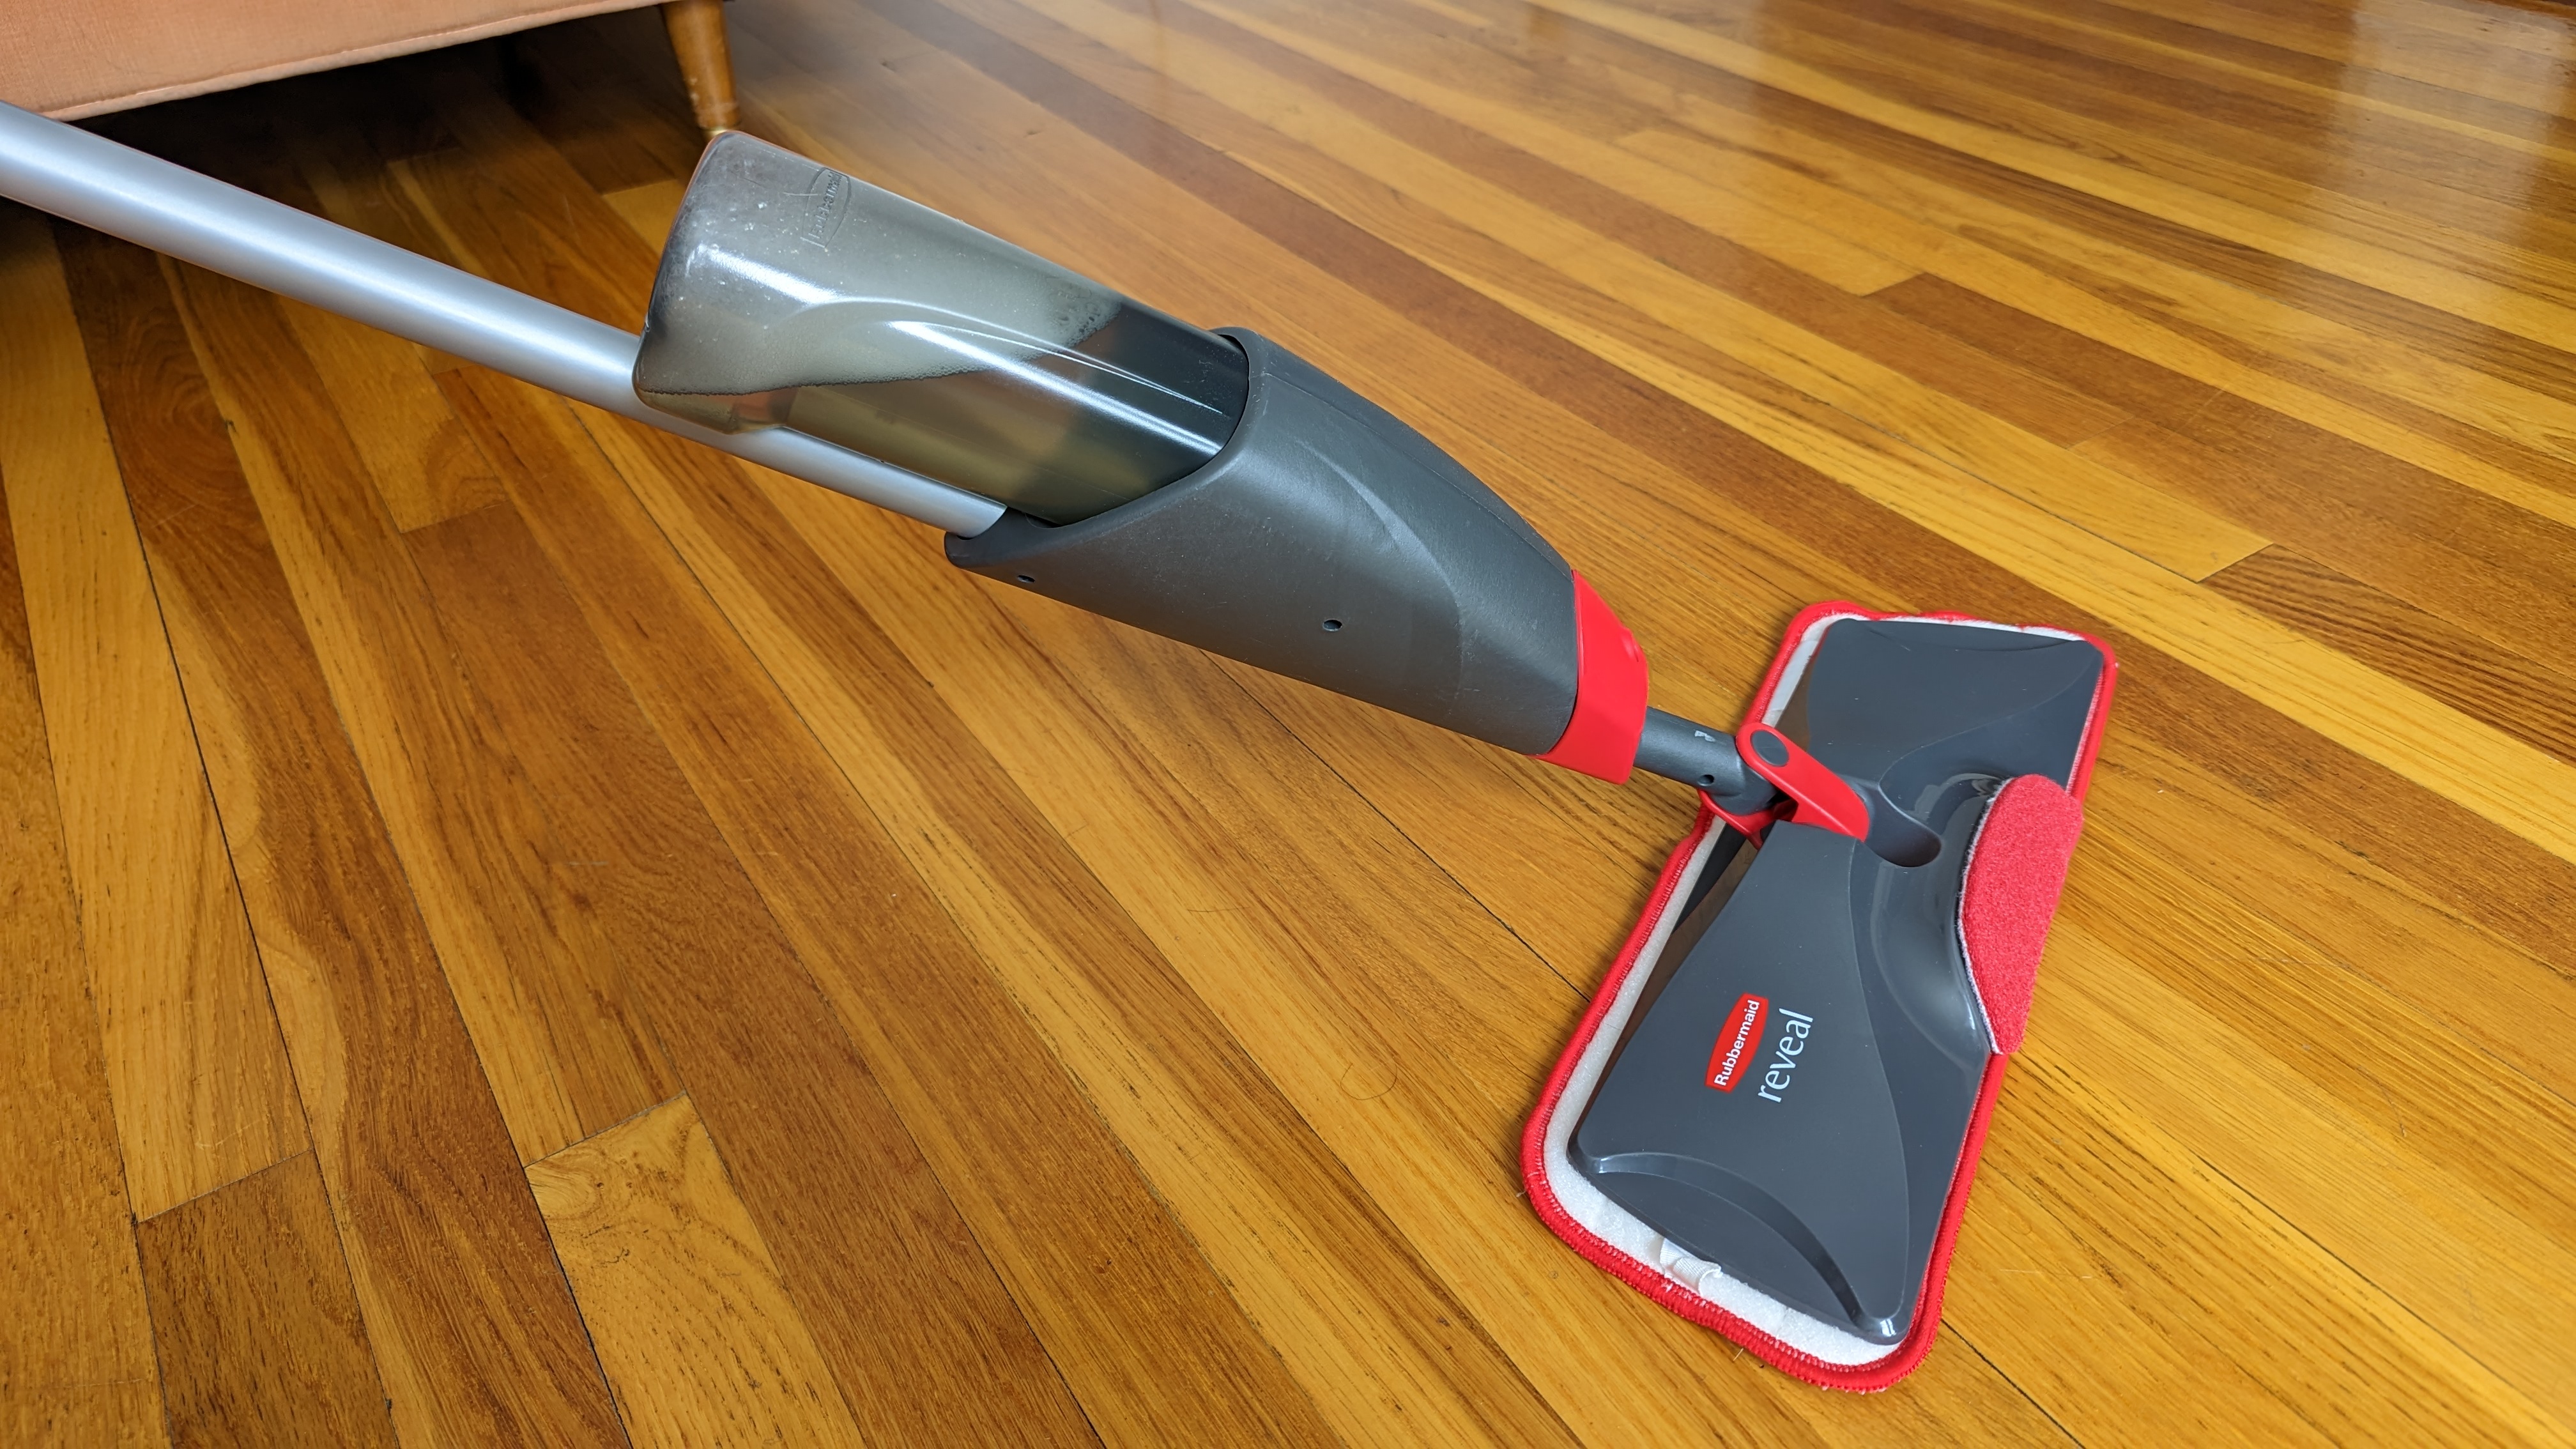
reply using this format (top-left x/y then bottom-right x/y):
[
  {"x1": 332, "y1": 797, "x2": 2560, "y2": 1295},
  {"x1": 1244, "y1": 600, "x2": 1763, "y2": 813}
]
[{"x1": 634, "y1": 132, "x2": 1246, "y2": 523}]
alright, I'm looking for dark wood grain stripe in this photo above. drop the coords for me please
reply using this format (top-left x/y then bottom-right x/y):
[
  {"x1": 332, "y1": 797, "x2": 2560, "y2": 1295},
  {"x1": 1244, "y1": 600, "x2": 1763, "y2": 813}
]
[
  {"x1": 137, "y1": 1154, "x2": 398, "y2": 1448},
  {"x1": 2209, "y1": 546, "x2": 2576, "y2": 767}
]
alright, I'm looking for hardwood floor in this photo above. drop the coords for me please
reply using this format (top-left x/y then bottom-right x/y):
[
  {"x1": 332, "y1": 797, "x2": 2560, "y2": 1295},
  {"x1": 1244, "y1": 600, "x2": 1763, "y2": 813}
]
[{"x1": 4, "y1": 0, "x2": 2573, "y2": 1441}]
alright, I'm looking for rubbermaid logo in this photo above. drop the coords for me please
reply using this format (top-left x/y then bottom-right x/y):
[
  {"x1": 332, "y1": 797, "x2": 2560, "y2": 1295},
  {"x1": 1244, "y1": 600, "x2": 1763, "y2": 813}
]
[
  {"x1": 1706, "y1": 993, "x2": 1770, "y2": 1091},
  {"x1": 793, "y1": 169, "x2": 847, "y2": 248}
]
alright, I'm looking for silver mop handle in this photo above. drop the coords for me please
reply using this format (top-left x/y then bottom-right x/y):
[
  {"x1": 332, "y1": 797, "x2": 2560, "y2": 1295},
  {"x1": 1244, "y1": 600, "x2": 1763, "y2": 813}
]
[{"x1": 0, "y1": 100, "x2": 1006, "y2": 537}]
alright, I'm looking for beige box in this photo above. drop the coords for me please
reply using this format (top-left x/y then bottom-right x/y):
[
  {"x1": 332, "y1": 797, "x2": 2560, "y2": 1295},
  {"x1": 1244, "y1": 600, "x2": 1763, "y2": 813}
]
[{"x1": 2, "y1": 0, "x2": 732, "y2": 130}]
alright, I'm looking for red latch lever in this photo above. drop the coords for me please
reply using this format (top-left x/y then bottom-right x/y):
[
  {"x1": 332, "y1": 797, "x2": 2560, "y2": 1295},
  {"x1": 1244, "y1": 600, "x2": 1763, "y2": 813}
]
[{"x1": 1735, "y1": 722, "x2": 1872, "y2": 841}]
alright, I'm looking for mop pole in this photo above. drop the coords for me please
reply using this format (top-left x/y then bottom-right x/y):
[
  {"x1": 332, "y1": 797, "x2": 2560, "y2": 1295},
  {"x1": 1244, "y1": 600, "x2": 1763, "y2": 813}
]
[{"x1": 0, "y1": 100, "x2": 1004, "y2": 538}]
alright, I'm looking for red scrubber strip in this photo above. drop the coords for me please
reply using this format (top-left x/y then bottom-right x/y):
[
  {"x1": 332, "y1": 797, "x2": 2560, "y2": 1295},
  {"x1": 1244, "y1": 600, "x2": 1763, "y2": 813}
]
[
  {"x1": 1960, "y1": 776, "x2": 2086, "y2": 1054},
  {"x1": 1521, "y1": 602, "x2": 2119, "y2": 1392}
]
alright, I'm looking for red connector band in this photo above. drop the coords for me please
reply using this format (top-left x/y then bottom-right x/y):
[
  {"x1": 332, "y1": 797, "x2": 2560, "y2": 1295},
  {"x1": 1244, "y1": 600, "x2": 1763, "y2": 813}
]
[{"x1": 1531, "y1": 573, "x2": 1650, "y2": 783}]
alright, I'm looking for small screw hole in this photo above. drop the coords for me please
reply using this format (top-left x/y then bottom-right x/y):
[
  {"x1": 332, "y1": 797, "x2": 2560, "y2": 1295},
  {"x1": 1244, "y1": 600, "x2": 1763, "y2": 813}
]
[
  {"x1": 1698, "y1": 774, "x2": 1717, "y2": 787},
  {"x1": 1321, "y1": 618, "x2": 1344, "y2": 631},
  {"x1": 1016, "y1": 574, "x2": 1036, "y2": 584}
]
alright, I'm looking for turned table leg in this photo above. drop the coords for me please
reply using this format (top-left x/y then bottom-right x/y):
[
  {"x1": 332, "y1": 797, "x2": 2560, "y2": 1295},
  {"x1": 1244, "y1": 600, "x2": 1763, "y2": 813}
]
[{"x1": 661, "y1": 0, "x2": 739, "y2": 137}]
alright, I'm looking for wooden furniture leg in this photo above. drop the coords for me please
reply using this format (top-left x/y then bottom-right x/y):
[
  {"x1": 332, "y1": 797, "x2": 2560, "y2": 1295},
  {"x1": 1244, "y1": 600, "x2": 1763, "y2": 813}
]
[{"x1": 661, "y1": 0, "x2": 739, "y2": 137}]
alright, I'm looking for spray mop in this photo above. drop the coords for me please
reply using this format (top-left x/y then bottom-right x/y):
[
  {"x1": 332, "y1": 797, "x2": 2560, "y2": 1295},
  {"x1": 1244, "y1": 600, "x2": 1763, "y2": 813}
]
[{"x1": 1, "y1": 109, "x2": 2113, "y2": 1388}]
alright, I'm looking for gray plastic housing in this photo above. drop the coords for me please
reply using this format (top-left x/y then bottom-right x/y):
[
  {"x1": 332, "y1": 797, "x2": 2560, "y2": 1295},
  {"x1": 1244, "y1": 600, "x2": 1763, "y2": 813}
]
[
  {"x1": 1636, "y1": 706, "x2": 1760, "y2": 811},
  {"x1": 949, "y1": 330, "x2": 1582, "y2": 755},
  {"x1": 1571, "y1": 620, "x2": 2104, "y2": 1344}
]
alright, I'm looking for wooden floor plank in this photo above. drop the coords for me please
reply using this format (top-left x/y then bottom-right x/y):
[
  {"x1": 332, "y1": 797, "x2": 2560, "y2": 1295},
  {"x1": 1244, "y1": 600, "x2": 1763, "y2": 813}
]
[
  {"x1": 2077, "y1": 410, "x2": 2576, "y2": 678},
  {"x1": 0, "y1": 277, "x2": 166, "y2": 1446},
  {"x1": 1720, "y1": 0, "x2": 2576, "y2": 289},
  {"x1": 1957, "y1": 1039, "x2": 2562, "y2": 1445},
  {"x1": 482, "y1": 364, "x2": 1344, "y2": 1446},
  {"x1": 1492, "y1": 6, "x2": 2576, "y2": 528},
  {"x1": 401, "y1": 56, "x2": 661, "y2": 332},
  {"x1": 2209, "y1": 546, "x2": 2576, "y2": 765},
  {"x1": 279, "y1": 302, "x2": 507, "y2": 533},
  {"x1": 1858, "y1": 0, "x2": 2575, "y2": 189},
  {"x1": 1549, "y1": 307, "x2": 2576, "y2": 857},
  {"x1": 2036, "y1": 918, "x2": 2576, "y2": 1428},
  {"x1": 0, "y1": 210, "x2": 305, "y2": 1224},
  {"x1": 53, "y1": 226, "x2": 629, "y2": 1448},
  {"x1": 601, "y1": 180, "x2": 688, "y2": 250},
  {"x1": 1178, "y1": 0, "x2": 2265, "y2": 457},
  {"x1": 1869, "y1": 272, "x2": 2228, "y2": 436},
  {"x1": 2080, "y1": 732, "x2": 2576, "y2": 1110},
  {"x1": 268, "y1": 81, "x2": 473, "y2": 275},
  {"x1": 1960, "y1": 0, "x2": 2574, "y2": 155},
  {"x1": 1136, "y1": 0, "x2": 1926, "y2": 302},
  {"x1": 167, "y1": 252, "x2": 680, "y2": 1167},
  {"x1": 1531, "y1": 0, "x2": 2576, "y2": 357},
  {"x1": 2100, "y1": 0, "x2": 2576, "y2": 112},
  {"x1": 400, "y1": 487, "x2": 1085, "y2": 1449},
  {"x1": 1583, "y1": 42, "x2": 2576, "y2": 530},
  {"x1": 2065, "y1": 802, "x2": 2576, "y2": 1276},
  {"x1": 1473, "y1": 0, "x2": 2576, "y2": 456},
  {"x1": 1215, "y1": 0, "x2": 2142, "y2": 446},
  {"x1": 1209, "y1": 8, "x2": 1922, "y2": 295},
  {"x1": 1615, "y1": 115, "x2": 2576, "y2": 535},
  {"x1": 526, "y1": 1096, "x2": 867, "y2": 1449},
  {"x1": 135, "y1": 1153, "x2": 398, "y2": 1448},
  {"x1": 1875, "y1": 270, "x2": 2576, "y2": 626},
  {"x1": 2112, "y1": 648, "x2": 2576, "y2": 990},
  {"x1": 443, "y1": 367, "x2": 1183, "y2": 1447}
]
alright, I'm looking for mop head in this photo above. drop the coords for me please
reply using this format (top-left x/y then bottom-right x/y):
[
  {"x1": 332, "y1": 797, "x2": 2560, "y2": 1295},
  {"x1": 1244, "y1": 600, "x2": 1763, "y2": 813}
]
[{"x1": 1522, "y1": 603, "x2": 2115, "y2": 1390}]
